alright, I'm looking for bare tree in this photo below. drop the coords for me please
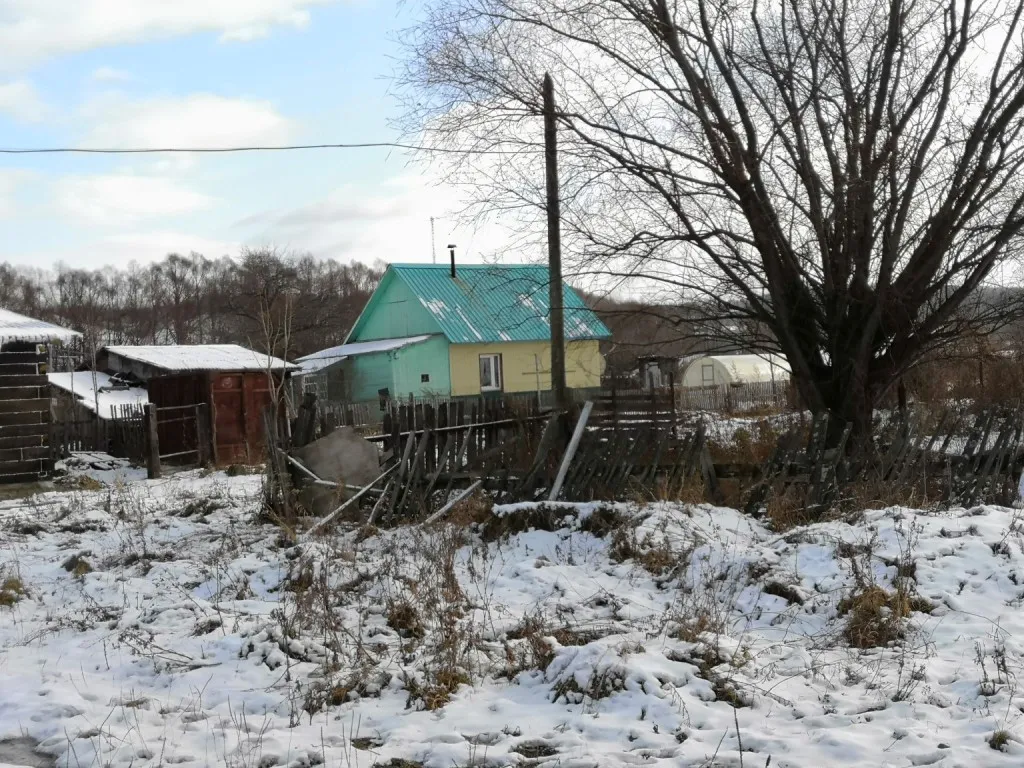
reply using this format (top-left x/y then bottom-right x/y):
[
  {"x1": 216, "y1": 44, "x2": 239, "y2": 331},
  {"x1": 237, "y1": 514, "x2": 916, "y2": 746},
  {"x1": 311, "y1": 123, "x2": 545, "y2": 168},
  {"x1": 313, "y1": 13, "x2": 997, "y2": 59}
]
[{"x1": 401, "y1": 0, "x2": 1024, "y2": 444}]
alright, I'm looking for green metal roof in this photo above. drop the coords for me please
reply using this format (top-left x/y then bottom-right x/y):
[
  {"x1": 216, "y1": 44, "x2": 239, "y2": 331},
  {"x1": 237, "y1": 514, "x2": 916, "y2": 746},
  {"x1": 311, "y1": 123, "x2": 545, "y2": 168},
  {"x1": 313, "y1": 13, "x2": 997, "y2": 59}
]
[{"x1": 384, "y1": 263, "x2": 611, "y2": 344}]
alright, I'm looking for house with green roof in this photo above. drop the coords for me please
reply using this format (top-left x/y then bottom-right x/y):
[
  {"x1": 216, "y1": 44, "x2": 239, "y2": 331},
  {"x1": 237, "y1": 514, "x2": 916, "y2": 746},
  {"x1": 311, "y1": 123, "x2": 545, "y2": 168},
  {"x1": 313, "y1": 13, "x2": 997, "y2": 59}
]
[{"x1": 294, "y1": 262, "x2": 611, "y2": 401}]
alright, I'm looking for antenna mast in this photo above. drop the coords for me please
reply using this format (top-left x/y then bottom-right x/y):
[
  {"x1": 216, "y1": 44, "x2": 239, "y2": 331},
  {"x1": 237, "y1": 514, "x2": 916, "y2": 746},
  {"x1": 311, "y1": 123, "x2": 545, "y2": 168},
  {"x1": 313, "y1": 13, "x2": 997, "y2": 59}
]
[{"x1": 431, "y1": 217, "x2": 437, "y2": 264}]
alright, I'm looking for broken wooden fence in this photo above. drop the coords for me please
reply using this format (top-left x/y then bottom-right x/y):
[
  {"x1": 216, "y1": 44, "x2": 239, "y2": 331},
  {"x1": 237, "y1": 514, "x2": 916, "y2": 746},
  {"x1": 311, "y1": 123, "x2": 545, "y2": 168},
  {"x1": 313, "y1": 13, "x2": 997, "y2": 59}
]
[
  {"x1": 743, "y1": 405, "x2": 1024, "y2": 515},
  {"x1": 275, "y1": 392, "x2": 715, "y2": 527}
]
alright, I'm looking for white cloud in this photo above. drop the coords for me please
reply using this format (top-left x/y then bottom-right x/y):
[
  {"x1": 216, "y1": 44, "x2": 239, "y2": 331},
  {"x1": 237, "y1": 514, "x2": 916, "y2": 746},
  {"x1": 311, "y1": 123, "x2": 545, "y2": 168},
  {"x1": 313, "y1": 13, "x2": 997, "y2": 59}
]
[
  {"x1": 0, "y1": 1, "x2": 345, "y2": 70},
  {"x1": 236, "y1": 175, "x2": 520, "y2": 264},
  {"x1": 0, "y1": 231, "x2": 240, "y2": 270},
  {"x1": 0, "y1": 170, "x2": 35, "y2": 218},
  {"x1": 82, "y1": 93, "x2": 294, "y2": 148},
  {"x1": 0, "y1": 80, "x2": 48, "y2": 122},
  {"x1": 99, "y1": 231, "x2": 239, "y2": 261},
  {"x1": 54, "y1": 174, "x2": 215, "y2": 223},
  {"x1": 89, "y1": 66, "x2": 133, "y2": 83}
]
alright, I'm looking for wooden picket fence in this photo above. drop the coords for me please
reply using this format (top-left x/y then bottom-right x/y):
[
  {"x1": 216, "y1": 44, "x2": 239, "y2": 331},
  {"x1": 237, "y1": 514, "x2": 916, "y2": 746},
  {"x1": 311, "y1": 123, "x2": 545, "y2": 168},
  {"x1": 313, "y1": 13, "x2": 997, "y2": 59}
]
[
  {"x1": 678, "y1": 380, "x2": 795, "y2": 413},
  {"x1": 51, "y1": 403, "x2": 148, "y2": 464}
]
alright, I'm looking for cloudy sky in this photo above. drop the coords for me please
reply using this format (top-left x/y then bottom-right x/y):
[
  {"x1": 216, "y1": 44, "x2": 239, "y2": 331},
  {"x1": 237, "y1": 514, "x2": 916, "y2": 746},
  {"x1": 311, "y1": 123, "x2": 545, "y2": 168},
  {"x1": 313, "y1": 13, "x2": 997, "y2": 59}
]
[{"x1": 0, "y1": 0, "x2": 516, "y2": 270}]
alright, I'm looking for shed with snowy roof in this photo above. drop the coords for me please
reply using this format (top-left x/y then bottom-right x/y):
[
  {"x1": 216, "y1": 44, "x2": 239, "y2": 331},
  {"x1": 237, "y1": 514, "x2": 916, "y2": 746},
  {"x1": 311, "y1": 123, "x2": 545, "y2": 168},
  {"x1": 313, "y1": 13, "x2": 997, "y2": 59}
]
[
  {"x1": 320, "y1": 263, "x2": 610, "y2": 401},
  {"x1": 97, "y1": 344, "x2": 297, "y2": 465},
  {"x1": 0, "y1": 309, "x2": 81, "y2": 482}
]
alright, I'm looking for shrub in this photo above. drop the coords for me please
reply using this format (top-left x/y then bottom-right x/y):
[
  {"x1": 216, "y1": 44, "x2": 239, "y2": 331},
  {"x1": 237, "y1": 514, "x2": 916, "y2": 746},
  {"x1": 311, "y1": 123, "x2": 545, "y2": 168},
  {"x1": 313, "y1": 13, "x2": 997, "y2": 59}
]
[
  {"x1": 62, "y1": 553, "x2": 93, "y2": 578},
  {"x1": 838, "y1": 585, "x2": 931, "y2": 648},
  {"x1": 387, "y1": 599, "x2": 425, "y2": 640},
  {"x1": 989, "y1": 730, "x2": 1011, "y2": 752},
  {"x1": 0, "y1": 576, "x2": 25, "y2": 607}
]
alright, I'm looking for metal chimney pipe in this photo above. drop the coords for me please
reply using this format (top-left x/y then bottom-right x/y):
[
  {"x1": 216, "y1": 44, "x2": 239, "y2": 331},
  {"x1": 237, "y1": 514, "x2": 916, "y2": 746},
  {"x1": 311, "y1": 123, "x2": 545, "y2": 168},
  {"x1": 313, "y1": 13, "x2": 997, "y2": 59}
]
[{"x1": 448, "y1": 244, "x2": 457, "y2": 278}]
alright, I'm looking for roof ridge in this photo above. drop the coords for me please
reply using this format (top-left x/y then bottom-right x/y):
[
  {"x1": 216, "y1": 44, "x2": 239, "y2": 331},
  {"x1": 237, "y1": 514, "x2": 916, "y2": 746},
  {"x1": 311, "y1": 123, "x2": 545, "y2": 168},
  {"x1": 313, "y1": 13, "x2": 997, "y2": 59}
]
[{"x1": 390, "y1": 262, "x2": 543, "y2": 269}]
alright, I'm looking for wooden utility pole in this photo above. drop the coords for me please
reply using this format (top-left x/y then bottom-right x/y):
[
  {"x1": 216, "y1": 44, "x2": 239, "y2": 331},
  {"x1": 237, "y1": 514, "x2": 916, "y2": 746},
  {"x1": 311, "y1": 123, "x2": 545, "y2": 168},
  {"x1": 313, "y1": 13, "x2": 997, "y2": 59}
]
[{"x1": 543, "y1": 73, "x2": 568, "y2": 416}]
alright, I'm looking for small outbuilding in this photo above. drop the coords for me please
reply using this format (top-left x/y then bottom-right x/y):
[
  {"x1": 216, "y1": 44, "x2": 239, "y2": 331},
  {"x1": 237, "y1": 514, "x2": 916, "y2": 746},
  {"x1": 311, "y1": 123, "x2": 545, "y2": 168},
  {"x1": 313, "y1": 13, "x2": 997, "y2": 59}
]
[
  {"x1": 294, "y1": 335, "x2": 433, "y2": 402},
  {"x1": 97, "y1": 344, "x2": 297, "y2": 466},
  {"x1": 679, "y1": 353, "x2": 790, "y2": 388},
  {"x1": 0, "y1": 309, "x2": 81, "y2": 482},
  {"x1": 48, "y1": 370, "x2": 149, "y2": 421}
]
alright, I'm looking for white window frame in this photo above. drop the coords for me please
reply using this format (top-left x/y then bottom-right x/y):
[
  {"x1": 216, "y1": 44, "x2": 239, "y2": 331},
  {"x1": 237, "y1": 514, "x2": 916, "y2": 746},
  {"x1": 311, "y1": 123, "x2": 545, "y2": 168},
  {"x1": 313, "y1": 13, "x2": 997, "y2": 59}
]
[
  {"x1": 702, "y1": 363, "x2": 715, "y2": 386},
  {"x1": 479, "y1": 353, "x2": 503, "y2": 392}
]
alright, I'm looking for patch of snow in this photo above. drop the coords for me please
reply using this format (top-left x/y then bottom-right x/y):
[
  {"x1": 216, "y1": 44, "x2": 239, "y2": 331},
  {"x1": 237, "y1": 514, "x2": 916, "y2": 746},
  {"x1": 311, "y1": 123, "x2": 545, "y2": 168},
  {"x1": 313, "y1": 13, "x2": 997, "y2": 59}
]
[
  {"x1": 454, "y1": 306, "x2": 483, "y2": 341},
  {"x1": 296, "y1": 335, "x2": 433, "y2": 374},
  {"x1": 48, "y1": 372, "x2": 149, "y2": 419},
  {"x1": 421, "y1": 298, "x2": 448, "y2": 318},
  {"x1": 0, "y1": 309, "x2": 79, "y2": 344},
  {"x1": 104, "y1": 344, "x2": 295, "y2": 373},
  {"x1": 3, "y1": 475, "x2": 1024, "y2": 767}
]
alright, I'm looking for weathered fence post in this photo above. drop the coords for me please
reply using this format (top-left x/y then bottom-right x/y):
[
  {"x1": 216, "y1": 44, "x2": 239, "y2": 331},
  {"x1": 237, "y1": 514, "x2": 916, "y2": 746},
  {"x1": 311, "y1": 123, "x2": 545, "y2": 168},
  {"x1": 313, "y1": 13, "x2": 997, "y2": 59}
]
[
  {"x1": 145, "y1": 403, "x2": 161, "y2": 479},
  {"x1": 195, "y1": 403, "x2": 211, "y2": 467}
]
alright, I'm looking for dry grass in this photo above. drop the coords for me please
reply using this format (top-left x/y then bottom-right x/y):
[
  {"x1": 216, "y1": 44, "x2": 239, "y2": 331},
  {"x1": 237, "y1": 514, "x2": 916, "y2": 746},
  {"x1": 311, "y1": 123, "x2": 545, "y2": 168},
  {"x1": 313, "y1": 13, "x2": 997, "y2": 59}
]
[
  {"x1": 479, "y1": 504, "x2": 564, "y2": 542},
  {"x1": 763, "y1": 485, "x2": 817, "y2": 531},
  {"x1": 442, "y1": 490, "x2": 493, "y2": 527},
  {"x1": 62, "y1": 553, "x2": 93, "y2": 578},
  {"x1": 989, "y1": 730, "x2": 1011, "y2": 752},
  {"x1": 386, "y1": 599, "x2": 425, "y2": 640},
  {"x1": 502, "y1": 615, "x2": 556, "y2": 677},
  {"x1": 844, "y1": 475, "x2": 938, "y2": 511},
  {"x1": 592, "y1": 512, "x2": 686, "y2": 578},
  {"x1": 708, "y1": 419, "x2": 790, "y2": 464},
  {"x1": 0, "y1": 575, "x2": 25, "y2": 607},
  {"x1": 838, "y1": 585, "x2": 933, "y2": 648}
]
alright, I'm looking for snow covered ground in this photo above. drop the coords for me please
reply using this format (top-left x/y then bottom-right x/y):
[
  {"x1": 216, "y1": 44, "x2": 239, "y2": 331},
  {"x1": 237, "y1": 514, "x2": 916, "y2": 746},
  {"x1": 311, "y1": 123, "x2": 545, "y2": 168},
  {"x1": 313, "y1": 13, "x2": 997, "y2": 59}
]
[{"x1": 2, "y1": 468, "x2": 1024, "y2": 767}]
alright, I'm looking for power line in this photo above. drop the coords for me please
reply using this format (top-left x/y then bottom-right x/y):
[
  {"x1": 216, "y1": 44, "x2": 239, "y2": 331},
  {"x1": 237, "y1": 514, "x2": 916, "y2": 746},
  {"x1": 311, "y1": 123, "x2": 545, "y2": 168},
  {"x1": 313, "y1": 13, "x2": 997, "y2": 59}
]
[{"x1": 0, "y1": 142, "x2": 520, "y2": 155}]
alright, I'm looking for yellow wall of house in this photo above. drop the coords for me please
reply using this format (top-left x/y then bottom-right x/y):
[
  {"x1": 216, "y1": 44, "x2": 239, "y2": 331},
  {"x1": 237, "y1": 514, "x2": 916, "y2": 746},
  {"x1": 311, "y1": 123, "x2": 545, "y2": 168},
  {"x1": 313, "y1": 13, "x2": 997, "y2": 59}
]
[{"x1": 449, "y1": 340, "x2": 604, "y2": 396}]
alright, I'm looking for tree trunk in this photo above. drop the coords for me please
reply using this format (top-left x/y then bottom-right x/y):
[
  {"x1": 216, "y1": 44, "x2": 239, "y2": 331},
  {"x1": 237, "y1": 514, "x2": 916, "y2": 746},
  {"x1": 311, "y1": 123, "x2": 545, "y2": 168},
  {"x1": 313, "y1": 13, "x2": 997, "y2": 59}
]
[{"x1": 817, "y1": 367, "x2": 878, "y2": 456}]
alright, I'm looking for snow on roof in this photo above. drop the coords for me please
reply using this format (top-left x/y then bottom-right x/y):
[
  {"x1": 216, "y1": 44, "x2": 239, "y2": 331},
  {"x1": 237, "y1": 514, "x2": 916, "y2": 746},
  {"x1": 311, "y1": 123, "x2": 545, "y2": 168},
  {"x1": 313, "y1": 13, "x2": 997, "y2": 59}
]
[
  {"x1": 48, "y1": 371, "x2": 149, "y2": 419},
  {"x1": 295, "y1": 335, "x2": 432, "y2": 375},
  {"x1": 0, "y1": 308, "x2": 80, "y2": 343},
  {"x1": 103, "y1": 344, "x2": 297, "y2": 373},
  {"x1": 682, "y1": 353, "x2": 790, "y2": 383}
]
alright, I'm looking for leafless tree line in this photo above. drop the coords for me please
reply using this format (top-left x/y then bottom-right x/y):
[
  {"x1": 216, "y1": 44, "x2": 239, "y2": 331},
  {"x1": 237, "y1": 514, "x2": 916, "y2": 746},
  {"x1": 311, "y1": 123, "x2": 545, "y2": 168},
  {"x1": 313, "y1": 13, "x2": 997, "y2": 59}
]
[{"x1": 0, "y1": 249, "x2": 383, "y2": 364}]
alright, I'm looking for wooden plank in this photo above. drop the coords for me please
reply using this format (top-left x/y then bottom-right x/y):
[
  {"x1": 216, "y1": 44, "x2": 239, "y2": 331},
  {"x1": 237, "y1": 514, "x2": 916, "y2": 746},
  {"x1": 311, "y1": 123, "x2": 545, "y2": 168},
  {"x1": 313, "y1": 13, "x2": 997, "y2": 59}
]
[
  {"x1": 0, "y1": 387, "x2": 45, "y2": 399},
  {"x1": 0, "y1": 433, "x2": 44, "y2": 449},
  {"x1": 0, "y1": 363, "x2": 41, "y2": 375},
  {"x1": 0, "y1": 459, "x2": 47, "y2": 475},
  {"x1": 422, "y1": 480, "x2": 483, "y2": 526},
  {"x1": 0, "y1": 352, "x2": 45, "y2": 364},
  {"x1": 386, "y1": 434, "x2": 416, "y2": 521},
  {"x1": 0, "y1": 446, "x2": 49, "y2": 463},
  {"x1": 0, "y1": 375, "x2": 47, "y2": 387},
  {"x1": 397, "y1": 428, "x2": 432, "y2": 517},
  {"x1": 0, "y1": 471, "x2": 46, "y2": 483},
  {"x1": 0, "y1": 397, "x2": 49, "y2": 413},
  {"x1": 549, "y1": 401, "x2": 593, "y2": 501},
  {"x1": 0, "y1": 411, "x2": 50, "y2": 427}
]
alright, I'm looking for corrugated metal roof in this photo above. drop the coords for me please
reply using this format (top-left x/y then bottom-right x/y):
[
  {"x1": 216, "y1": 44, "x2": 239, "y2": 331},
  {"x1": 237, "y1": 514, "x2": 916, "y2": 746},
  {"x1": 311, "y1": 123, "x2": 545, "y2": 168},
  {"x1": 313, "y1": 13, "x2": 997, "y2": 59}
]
[
  {"x1": 48, "y1": 371, "x2": 149, "y2": 419},
  {"x1": 388, "y1": 264, "x2": 611, "y2": 344},
  {"x1": 296, "y1": 335, "x2": 433, "y2": 374},
  {"x1": 0, "y1": 308, "x2": 80, "y2": 343},
  {"x1": 103, "y1": 344, "x2": 297, "y2": 373}
]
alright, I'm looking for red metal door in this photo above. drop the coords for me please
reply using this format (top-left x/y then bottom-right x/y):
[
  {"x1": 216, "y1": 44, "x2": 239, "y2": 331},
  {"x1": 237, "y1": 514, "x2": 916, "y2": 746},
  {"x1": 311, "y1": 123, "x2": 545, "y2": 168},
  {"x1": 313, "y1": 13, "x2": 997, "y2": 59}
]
[{"x1": 211, "y1": 373, "x2": 245, "y2": 464}]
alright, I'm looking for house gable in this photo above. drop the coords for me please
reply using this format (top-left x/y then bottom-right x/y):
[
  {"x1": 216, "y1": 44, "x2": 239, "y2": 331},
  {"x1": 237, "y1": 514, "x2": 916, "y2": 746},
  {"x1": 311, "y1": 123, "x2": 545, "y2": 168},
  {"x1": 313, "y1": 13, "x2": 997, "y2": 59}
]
[{"x1": 347, "y1": 270, "x2": 446, "y2": 343}]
